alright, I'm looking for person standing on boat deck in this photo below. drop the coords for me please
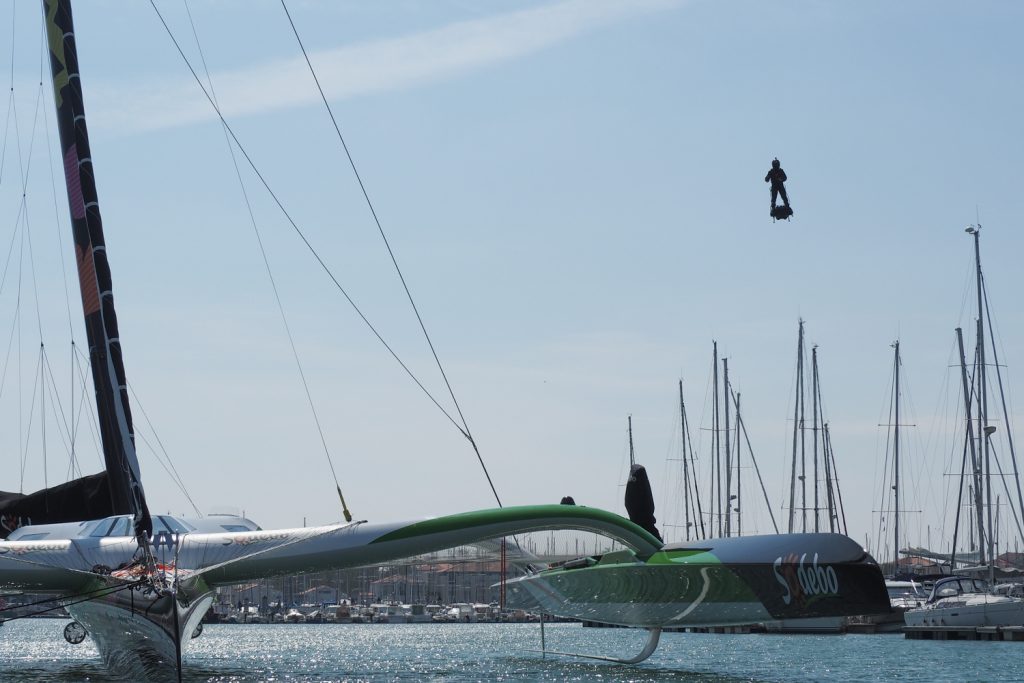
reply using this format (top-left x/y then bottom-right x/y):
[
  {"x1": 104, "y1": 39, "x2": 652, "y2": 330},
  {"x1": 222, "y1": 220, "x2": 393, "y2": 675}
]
[{"x1": 765, "y1": 158, "x2": 790, "y2": 210}]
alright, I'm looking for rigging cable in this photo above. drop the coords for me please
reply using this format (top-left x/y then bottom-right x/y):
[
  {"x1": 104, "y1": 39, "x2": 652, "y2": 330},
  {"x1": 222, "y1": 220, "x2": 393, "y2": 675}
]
[
  {"x1": 38, "y1": 346, "x2": 81, "y2": 479},
  {"x1": 730, "y1": 386, "x2": 779, "y2": 534},
  {"x1": 0, "y1": 0, "x2": 15, "y2": 188},
  {"x1": 825, "y1": 425, "x2": 847, "y2": 534},
  {"x1": 179, "y1": 0, "x2": 350, "y2": 521},
  {"x1": 148, "y1": 2, "x2": 462, "y2": 438},
  {"x1": 0, "y1": 580, "x2": 144, "y2": 624},
  {"x1": 39, "y1": 18, "x2": 84, "y2": 479},
  {"x1": 149, "y1": 1, "x2": 502, "y2": 508},
  {"x1": 24, "y1": 82, "x2": 51, "y2": 492},
  {"x1": 279, "y1": 0, "x2": 502, "y2": 507},
  {"x1": 127, "y1": 381, "x2": 202, "y2": 517},
  {"x1": 682, "y1": 386, "x2": 706, "y2": 539},
  {"x1": 981, "y1": 273, "x2": 1024, "y2": 530},
  {"x1": 69, "y1": 342, "x2": 104, "y2": 472},
  {"x1": 0, "y1": 0, "x2": 28, "y2": 493},
  {"x1": 5, "y1": 17, "x2": 85, "y2": 495}
]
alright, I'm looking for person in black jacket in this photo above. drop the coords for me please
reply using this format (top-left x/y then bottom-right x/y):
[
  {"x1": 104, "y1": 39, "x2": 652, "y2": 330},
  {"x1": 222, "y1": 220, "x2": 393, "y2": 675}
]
[
  {"x1": 624, "y1": 464, "x2": 663, "y2": 542},
  {"x1": 765, "y1": 158, "x2": 790, "y2": 212}
]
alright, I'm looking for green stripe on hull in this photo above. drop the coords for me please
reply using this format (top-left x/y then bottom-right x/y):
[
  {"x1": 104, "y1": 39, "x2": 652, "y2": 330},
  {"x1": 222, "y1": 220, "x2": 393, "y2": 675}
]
[
  {"x1": 371, "y1": 505, "x2": 663, "y2": 556},
  {"x1": 646, "y1": 548, "x2": 722, "y2": 565}
]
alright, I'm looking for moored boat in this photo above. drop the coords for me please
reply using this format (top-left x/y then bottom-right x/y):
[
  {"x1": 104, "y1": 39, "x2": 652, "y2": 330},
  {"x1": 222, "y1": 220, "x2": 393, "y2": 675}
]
[{"x1": 904, "y1": 576, "x2": 1024, "y2": 628}]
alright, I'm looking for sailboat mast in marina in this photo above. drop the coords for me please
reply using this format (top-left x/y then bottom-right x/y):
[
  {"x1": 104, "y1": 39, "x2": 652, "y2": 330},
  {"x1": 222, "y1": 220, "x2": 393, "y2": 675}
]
[
  {"x1": 974, "y1": 228, "x2": 995, "y2": 578},
  {"x1": 723, "y1": 358, "x2": 733, "y2": 536},
  {"x1": 788, "y1": 320, "x2": 804, "y2": 533},
  {"x1": 953, "y1": 325, "x2": 984, "y2": 567},
  {"x1": 937, "y1": 225, "x2": 1024, "y2": 576},
  {"x1": 785, "y1": 322, "x2": 844, "y2": 536},
  {"x1": 904, "y1": 227, "x2": 1024, "y2": 629},
  {"x1": 712, "y1": 341, "x2": 722, "y2": 536},
  {"x1": 674, "y1": 379, "x2": 705, "y2": 541},
  {"x1": 954, "y1": 225, "x2": 1024, "y2": 580},
  {"x1": 878, "y1": 339, "x2": 906, "y2": 574},
  {"x1": 893, "y1": 341, "x2": 902, "y2": 572}
]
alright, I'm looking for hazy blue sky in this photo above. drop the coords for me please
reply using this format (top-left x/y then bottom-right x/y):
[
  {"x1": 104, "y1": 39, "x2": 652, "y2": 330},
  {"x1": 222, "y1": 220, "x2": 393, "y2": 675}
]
[{"x1": 2, "y1": 1, "x2": 1023, "y2": 559}]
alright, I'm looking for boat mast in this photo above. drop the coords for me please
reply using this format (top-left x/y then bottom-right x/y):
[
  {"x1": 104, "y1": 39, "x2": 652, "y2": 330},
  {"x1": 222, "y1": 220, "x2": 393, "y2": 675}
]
[
  {"x1": 968, "y1": 226, "x2": 995, "y2": 579},
  {"x1": 43, "y1": 0, "x2": 151, "y2": 540},
  {"x1": 955, "y1": 327, "x2": 985, "y2": 564},
  {"x1": 982, "y1": 291, "x2": 1024, "y2": 541},
  {"x1": 799, "y1": 330, "x2": 807, "y2": 533},
  {"x1": 734, "y1": 390, "x2": 742, "y2": 536},
  {"x1": 679, "y1": 380, "x2": 691, "y2": 541},
  {"x1": 679, "y1": 380, "x2": 706, "y2": 540},
  {"x1": 733, "y1": 386, "x2": 780, "y2": 534},
  {"x1": 814, "y1": 352, "x2": 839, "y2": 533},
  {"x1": 788, "y1": 320, "x2": 803, "y2": 533},
  {"x1": 893, "y1": 340, "x2": 901, "y2": 573},
  {"x1": 824, "y1": 422, "x2": 844, "y2": 533},
  {"x1": 724, "y1": 358, "x2": 732, "y2": 537},
  {"x1": 628, "y1": 415, "x2": 635, "y2": 468},
  {"x1": 712, "y1": 341, "x2": 721, "y2": 537},
  {"x1": 812, "y1": 345, "x2": 820, "y2": 533}
]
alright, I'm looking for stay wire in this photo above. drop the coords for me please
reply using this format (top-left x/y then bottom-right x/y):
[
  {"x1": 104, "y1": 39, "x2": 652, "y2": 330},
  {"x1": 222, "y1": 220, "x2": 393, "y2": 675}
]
[
  {"x1": 0, "y1": 0, "x2": 15, "y2": 188},
  {"x1": 40, "y1": 38, "x2": 76, "y2": 342},
  {"x1": 128, "y1": 382, "x2": 201, "y2": 517},
  {"x1": 730, "y1": 386, "x2": 778, "y2": 534},
  {"x1": 276, "y1": 0, "x2": 503, "y2": 502},
  {"x1": 147, "y1": 1, "x2": 468, "y2": 446},
  {"x1": 279, "y1": 0, "x2": 502, "y2": 508},
  {"x1": 180, "y1": 0, "x2": 350, "y2": 521},
  {"x1": 0, "y1": 88, "x2": 11, "y2": 188},
  {"x1": 6, "y1": 0, "x2": 13, "y2": 87},
  {"x1": 23, "y1": 79, "x2": 47, "y2": 344},
  {"x1": 39, "y1": 346, "x2": 80, "y2": 479},
  {"x1": 71, "y1": 342, "x2": 106, "y2": 472},
  {"x1": 0, "y1": 580, "x2": 143, "y2": 623},
  {"x1": 18, "y1": 345, "x2": 43, "y2": 489},
  {"x1": 982, "y1": 273, "x2": 1024, "y2": 531},
  {"x1": 280, "y1": 14, "x2": 530, "y2": 563}
]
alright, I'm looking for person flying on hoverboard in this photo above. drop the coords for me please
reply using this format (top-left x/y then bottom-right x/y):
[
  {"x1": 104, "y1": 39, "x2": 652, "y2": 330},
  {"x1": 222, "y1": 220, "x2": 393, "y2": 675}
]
[{"x1": 765, "y1": 158, "x2": 793, "y2": 219}]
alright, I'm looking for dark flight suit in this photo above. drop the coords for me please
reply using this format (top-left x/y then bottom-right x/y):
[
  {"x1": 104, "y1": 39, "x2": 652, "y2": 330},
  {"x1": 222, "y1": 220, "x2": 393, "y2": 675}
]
[{"x1": 765, "y1": 166, "x2": 790, "y2": 208}]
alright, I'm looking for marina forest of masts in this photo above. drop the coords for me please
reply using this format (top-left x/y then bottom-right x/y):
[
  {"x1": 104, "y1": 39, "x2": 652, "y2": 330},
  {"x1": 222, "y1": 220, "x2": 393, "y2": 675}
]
[
  {"x1": 660, "y1": 321, "x2": 847, "y2": 545},
  {"x1": 660, "y1": 228, "x2": 1024, "y2": 579}
]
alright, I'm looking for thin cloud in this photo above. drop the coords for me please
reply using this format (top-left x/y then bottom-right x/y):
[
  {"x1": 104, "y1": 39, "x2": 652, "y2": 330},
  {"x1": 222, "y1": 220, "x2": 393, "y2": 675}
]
[{"x1": 92, "y1": 0, "x2": 684, "y2": 134}]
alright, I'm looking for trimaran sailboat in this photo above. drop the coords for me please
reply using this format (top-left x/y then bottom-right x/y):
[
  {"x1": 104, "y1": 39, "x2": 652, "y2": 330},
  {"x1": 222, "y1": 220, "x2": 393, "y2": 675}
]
[{"x1": 0, "y1": 2, "x2": 888, "y2": 679}]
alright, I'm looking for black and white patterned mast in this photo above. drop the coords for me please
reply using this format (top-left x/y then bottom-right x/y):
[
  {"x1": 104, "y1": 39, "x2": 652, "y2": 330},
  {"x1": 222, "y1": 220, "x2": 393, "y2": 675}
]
[{"x1": 43, "y1": 0, "x2": 152, "y2": 541}]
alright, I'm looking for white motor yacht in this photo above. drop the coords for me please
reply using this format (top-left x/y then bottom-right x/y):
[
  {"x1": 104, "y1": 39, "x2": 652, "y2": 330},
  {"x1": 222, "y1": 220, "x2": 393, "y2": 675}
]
[
  {"x1": 887, "y1": 580, "x2": 928, "y2": 611},
  {"x1": 904, "y1": 576, "x2": 1024, "y2": 628}
]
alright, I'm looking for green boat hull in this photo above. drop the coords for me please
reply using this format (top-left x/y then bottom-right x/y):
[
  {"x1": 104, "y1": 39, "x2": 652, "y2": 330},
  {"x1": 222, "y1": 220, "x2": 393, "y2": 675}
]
[{"x1": 506, "y1": 533, "x2": 889, "y2": 628}]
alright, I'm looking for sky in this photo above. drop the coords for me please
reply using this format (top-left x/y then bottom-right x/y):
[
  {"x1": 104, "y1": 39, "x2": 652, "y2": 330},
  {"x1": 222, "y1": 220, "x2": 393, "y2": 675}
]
[{"x1": 1, "y1": 0, "x2": 1023, "y2": 561}]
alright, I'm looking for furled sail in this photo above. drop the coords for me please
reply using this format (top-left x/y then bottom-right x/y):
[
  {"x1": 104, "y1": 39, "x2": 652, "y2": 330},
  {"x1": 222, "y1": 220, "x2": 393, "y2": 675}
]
[{"x1": 42, "y1": 0, "x2": 151, "y2": 539}]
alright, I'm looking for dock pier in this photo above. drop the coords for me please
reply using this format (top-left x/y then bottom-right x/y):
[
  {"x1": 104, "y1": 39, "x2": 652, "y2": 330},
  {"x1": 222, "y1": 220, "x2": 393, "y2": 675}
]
[{"x1": 904, "y1": 626, "x2": 1024, "y2": 642}]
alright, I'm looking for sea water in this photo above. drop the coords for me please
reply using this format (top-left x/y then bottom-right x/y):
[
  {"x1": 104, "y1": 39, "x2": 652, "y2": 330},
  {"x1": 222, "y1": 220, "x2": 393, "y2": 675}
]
[{"x1": 0, "y1": 619, "x2": 1021, "y2": 682}]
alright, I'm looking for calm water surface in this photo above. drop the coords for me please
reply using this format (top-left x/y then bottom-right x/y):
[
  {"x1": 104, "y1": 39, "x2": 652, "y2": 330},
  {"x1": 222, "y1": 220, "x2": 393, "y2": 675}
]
[{"x1": 1, "y1": 619, "x2": 1021, "y2": 682}]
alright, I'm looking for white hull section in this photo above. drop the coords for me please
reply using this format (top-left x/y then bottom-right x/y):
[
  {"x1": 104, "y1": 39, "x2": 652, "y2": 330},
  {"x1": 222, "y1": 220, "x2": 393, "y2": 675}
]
[{"x1": 905, "y1": 595, "x2": 1024, "y2": 628}]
